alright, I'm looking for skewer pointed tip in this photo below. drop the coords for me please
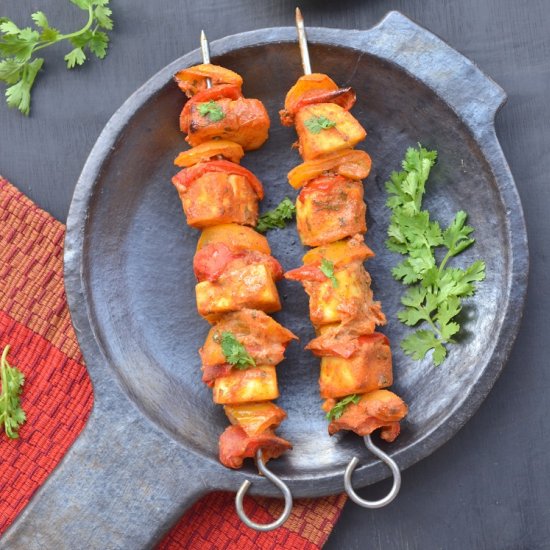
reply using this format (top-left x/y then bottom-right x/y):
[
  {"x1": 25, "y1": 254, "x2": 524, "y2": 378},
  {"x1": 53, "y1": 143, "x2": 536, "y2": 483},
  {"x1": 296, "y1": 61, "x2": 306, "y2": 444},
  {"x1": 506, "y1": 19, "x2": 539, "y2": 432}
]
[
  {"x1": 294, "y1": 7, "x2": 312, "y2": 75},
  {"x1": 200, "y1": 29, "x2": 207, "y2": 41}
]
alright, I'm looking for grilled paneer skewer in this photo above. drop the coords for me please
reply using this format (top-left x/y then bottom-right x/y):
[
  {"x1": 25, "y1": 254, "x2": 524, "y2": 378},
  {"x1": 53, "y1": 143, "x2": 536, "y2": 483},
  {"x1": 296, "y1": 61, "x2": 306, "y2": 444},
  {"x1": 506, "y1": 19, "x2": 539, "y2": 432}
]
[
  {"x1": 281, "y1": 74, "x2": 408, "y2": 440},
  {"x1": 172, "y1": 63, "x2": 294, "y2": 468}
]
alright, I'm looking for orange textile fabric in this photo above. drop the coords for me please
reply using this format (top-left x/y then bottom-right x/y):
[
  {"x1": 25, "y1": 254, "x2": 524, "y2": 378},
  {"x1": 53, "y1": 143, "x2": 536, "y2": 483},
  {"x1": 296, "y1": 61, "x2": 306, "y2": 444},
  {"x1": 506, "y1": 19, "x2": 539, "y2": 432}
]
[{"x1": 0, "y1": 177, "x2": 346, "y2": 548}]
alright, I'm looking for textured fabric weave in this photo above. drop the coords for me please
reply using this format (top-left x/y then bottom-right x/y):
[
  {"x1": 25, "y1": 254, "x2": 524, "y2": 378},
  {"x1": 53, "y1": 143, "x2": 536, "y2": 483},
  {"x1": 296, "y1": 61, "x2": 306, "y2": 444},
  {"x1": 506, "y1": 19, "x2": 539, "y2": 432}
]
[{"x1": 0, "y1": 177, "x2": 346, "y2": 548}]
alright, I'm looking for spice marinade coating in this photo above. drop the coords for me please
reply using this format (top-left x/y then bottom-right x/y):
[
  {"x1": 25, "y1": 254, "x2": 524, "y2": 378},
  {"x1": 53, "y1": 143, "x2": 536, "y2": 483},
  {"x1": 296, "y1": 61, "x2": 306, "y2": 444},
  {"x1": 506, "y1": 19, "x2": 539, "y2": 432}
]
[
  {"x1": 171, "y1": 63, "x2": 296, "y2": 469},
  {"x1": 281, "y1": 73, "x2": 408, "y2": 439}
]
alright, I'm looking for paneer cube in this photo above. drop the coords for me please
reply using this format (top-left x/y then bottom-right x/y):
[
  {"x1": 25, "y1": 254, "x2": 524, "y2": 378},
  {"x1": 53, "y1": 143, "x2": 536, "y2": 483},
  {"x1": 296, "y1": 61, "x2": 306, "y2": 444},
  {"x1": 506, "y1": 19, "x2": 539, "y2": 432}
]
[
  {"x1": 295, "y1": 103, "x2": 366, "y2": 160},
  {"x1": 308, "y1": 263, "x2": 371, "y2": 326},
  {"x1": 213, "y1": 365, "x2": 279, "y2": 404},
  {"x1": 196, "y1": 263, "x2": 281, "y2": 322},
  {"x1": 200, "y1": 309, "x2": 297, "y2": 367},
  {"x1": 179, "y1": 171, "x2": 258, "y2": 228},
  {"x1": 224, "y1": 402, "x2": 286, "y2": 436},
  {"x1": 296, "y1": 176, "x2": 366, "y2": 246},
  {"x1": 187, "y1": 97, "x2": 270, "y2": 151},
  {"x1": 319, "y1": 333, "x2": 393, "y2": 398}
]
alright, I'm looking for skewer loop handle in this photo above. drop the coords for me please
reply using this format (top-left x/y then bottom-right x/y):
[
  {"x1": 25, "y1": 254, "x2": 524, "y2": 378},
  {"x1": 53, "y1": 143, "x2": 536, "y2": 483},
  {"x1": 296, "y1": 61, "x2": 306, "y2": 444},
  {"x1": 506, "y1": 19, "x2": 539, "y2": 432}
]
[
  {"x1": 235, "y1": 450, "x2": 293, "y2": 531},
  {"x1": 344, "y1": 435, "x2": 401, "y2": 508}
]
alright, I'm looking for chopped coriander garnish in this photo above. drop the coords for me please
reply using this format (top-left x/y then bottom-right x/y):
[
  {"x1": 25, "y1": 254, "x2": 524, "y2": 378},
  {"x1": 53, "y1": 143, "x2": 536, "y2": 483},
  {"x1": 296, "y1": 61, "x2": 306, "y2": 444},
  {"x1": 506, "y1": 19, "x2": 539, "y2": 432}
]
[
  {"x1": 0, "y1": 1, "x2": 113, "y2": 116},
  {"x1": 326, "y1": 394, "x2": 360, "y2": 421},
  {"x1": 304, "y1": 115, "x2": 336, "y2": 134},
  {"x1": 256, "y1": 197, "x2": 296, "y2": 233},
  {"x1": 386, "y1": 144, "x2": 486, "y2": 366},
  {"x1": 220, "y1": 332, "x2": 255, "y2": 370},
  {"x1": 320, "y1": 258, "x2": 338, "y2": 288},
  {"x1": 0, "y1": 345, "x2": 26, "y2": 439},
  {"x1": 198, "y1": 100, "x2": 225, "y2": 122}
]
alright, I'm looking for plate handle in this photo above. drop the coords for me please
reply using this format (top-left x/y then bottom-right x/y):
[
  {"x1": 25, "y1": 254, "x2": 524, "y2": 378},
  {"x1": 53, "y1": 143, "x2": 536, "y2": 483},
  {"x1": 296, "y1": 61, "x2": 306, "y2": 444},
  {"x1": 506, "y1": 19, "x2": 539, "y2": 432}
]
[
  {"x1": 362, "y1": 11, "x2": 507, "y2": 133},
  {"x1": 1, "y1": 390, "x2": 207, "y2": 549}
]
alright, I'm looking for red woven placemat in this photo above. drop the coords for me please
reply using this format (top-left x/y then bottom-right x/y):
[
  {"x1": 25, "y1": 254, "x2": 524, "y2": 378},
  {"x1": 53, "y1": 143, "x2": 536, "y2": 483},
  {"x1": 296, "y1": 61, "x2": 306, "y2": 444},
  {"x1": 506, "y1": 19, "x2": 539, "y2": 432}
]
[{"x1": 0, "y1": 177, "x2": 346, "y2": 549}]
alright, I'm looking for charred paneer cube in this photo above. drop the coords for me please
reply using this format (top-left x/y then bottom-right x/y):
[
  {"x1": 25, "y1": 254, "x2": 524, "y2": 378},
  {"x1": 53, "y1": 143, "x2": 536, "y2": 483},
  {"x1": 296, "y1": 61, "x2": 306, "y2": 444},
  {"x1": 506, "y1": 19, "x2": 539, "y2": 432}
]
[
  {"x1": 177, "y1": 171, "x2": 258, "y2": 228},
  {"x1": 296, "y1": 176, "x2": 367, "y2": 246},
  {"x1": 319, "y1": 333, "x2": 393, "y2": 399},
  {"x1": 196, "y1": 263, "x2": 281, "y2": 322},
  {"x1": 295, "y1": 103, "x2": 366, "y2": 160}
]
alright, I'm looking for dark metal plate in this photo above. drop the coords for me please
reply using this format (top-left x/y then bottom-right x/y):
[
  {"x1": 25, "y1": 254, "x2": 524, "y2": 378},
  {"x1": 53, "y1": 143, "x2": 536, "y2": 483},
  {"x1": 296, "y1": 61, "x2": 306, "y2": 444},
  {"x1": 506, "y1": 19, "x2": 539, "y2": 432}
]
[{"x1": 2, "y1": 12, "x2": 527, "y2": 550}]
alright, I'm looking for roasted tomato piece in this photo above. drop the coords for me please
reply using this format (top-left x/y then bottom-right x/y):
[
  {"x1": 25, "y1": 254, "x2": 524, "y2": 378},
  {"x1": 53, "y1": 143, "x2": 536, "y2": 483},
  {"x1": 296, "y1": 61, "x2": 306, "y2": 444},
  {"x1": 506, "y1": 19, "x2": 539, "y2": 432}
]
[
  {"x1": 183, "y1": 97, "x2": 270, "y2": 151},
  {"x1": 197, "y1": 224, "x2": 271, "y2": 255},
  {"x1": 280, "y1": 73, "x2": 339, "y2": 125},
  {"x1": 296, "y1": 176, "x2": 367, "y2": 246},
  {"x1": 174, "y1": 140, "x2": 245, "y2": 167},
  {"x1": 200, "y1": 309, "x2": 297, "y2": 381},
  {"x1": 219, "y1": 425, "x2": 292, "y2": 469},
  {"x1": 193, "y1": 243, "x2": 283, "y2": 283},
  {"x1": 288, "y1": 149, "x2": 371, "y2": 189},
  {"x1": 295, "y1": 103, "x2": 366, "y2": 160},
  {"x1": 281, "y1": 86, "x2": 356, "y2": 126},
  {"x1": 174, "y1": 63, "x2": 243, "y2": 97},
  {"x1": 325, "y1": 389, "x2": 408, "y2": 440},
  {"x1": 224, "y1": 402, "x2": 287, "y2": 437},
  {"x1": 285, "y1": 261, "x2": 386, "y2": 328},
  {"x1": 196, "y1": 263, "x2": 281, "y2": 322},
  {"x1": 293, "y1": 87, "x2": 356, "y2": 112},
  {"x1": 319, "y1": 333, "x2": 393, "y2": 398}
]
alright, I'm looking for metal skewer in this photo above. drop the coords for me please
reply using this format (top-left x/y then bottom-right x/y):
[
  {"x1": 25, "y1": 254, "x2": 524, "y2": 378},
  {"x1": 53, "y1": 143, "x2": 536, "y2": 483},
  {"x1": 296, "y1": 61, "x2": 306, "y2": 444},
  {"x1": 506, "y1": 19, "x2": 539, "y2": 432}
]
[
  {"x1": 236, "y1": 450, "x2": 293, "y2": 531},
  {"x1": 295, "y1": 8, "x2": 312, "y2": 75},
  {"x1": 200, "y1": 30, "x2": 212, "y2": 88},
  {"x1": 197, "y1": 29, "x2": 293, "y2": 530},
  {"x1": 294, "y1": 8, "x2": 402, "y2": 509}
]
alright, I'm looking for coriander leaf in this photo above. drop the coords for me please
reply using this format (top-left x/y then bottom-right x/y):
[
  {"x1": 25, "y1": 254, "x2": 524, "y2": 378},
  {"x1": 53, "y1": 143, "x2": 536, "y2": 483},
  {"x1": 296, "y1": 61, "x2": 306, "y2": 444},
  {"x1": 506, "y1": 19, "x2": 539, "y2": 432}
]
[
  {"x1": 0, "y1": 59, "x2": 24, "y2": 84},
  {"x1": 0, "y1": 345, "x2": 27, "y2": 439},
  {"x1": 94, "y1": 6, "x2": 113, "y2": 30},
  {"x1": 40, "y1": 27, "x2": 60, "y2": 42},
  {"x1": 31, "y1": 11, "x2": 49, "y2": 29},
  {"x1": 88, "y1": 31, "x2": 109, "y2": 59},
  {"x1": 220, "y1": 332, "x2": 255, "y2": 370},
  {"x1": 256, "y1": 197, "x2": 296, "y2": 233},
  {"x1": 386, "y1": 144, "x2": 485, "y2": 367},
  {"x1": 6, "y1": 58, "x2": 44, "y2": 116},
  {"x1": 442, "y1": 210, "x2": 475, "y2": 256},
  {"x1": 326, "y1": 394, "x2": 360, "y2": 421},
  {"x1": 401, "y1": 329, "x2": 447, "y2": 365},
  {"x1": 198, "y1": 100, "x2": 225, "y2": 122},
  {"x1": 65, "y1": 47, "x2": 86, "y2": 69},
  {"x1": 1, "y1": 2, "x2": 113, "y2": 115},
  {"x1": 304, "y1": 115, "x2": 336, "y2": 134},
  {"x1": 0, "y1": 20, "x2": 20, "y2": 36},
  {"x1": 320, "y1": 258, "x2": 339, "y2": 288},
  {"x1": 70, "y1": 0, "x2": 94, "y2": 10},
  {"x1": 392, "y1": 259, "x2": 421, "y2": 284}
]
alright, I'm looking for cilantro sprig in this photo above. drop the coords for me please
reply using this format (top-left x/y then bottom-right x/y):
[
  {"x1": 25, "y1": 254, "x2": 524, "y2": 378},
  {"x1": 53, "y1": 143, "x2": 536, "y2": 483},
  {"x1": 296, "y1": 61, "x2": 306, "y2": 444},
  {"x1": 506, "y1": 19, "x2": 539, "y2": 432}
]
[
  {"x1": 256, "y1": 197, "x2": 296, "y2": 233},
  {"x1": 0, "y1": 0, "x2": 113, "y2": 116},
  {"x1": 0, "y1": 345, "x2": 26, "y2": 439},
  {"x1": 326, "y1": 394, "x2": 360, "y2": 421},
  {"x1": 304, "y1": 115, "x2": 336, "y2": 134},
  {"x1": 198, "y1": 100, "x2": 225, "y2": 122},
  {"x1": 386, "y1": 145, "x2": 486, "y2": 366},
  {"x1": 220, "y1": 332, "x2": 256, "y2": 370},
  {"x1": 320, "y1": 258, "x2": 338, "y2": 288}
]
